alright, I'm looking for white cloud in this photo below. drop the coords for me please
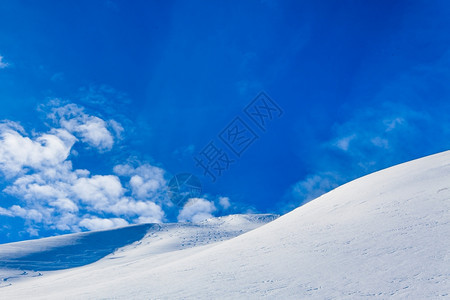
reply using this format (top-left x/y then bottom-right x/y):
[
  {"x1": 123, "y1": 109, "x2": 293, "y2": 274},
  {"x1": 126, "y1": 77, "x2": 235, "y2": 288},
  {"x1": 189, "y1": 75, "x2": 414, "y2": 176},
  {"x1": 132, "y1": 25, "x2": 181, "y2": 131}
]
[
  {"x1": 0, "y1": 102, "x2": 167, "y2": 236},
  {"x1": 327, "y1": 102, "x2": 430, "y2": 172},
  {"x1": 384, "y1": 117, "x2": 406, "y2": 132},
  {"x1": 0, "y1": 100, "x2": 234, "y2": 237},
  {"x1": 49, "y1": 103, "x2": 116, "y2": 151},
  {"x1": 76, "y1": 118, "x2": 114, "y2": 150},
  {"x1": 108, "y1": 119, "x2": 124, "y2": 139},
  {"x1": 178, "y1": 198, "x2": 216, "y2": 223},
  {"x1": 114, "y1": 163, "x2": 166, "y2": 201},
  {"x1": 135, "y1": 215, "x2": 162, "y2": 224},
  {"x1": 108, "y1": 197, "x2": 164, "y2": 223},
  {"x1": 334, "y1": 134, "x2": 356, "y2": 151},
  {"x1": 286, "y1": 101, "x2": 441, "y2": 211},
  {"x1": 73, "y1": 175, "x2": 124, "y2": 210},
  {"x1": 0, "y1": 122, "x2": 75, "y2": 177},
  {"x1": 4, "y1": 161, "x2": 80, "y2": 202},
  {"x1": 79, "y1": 217, "x2": 128, "y2": 231},
  {"x1": 4, "y1": 164, "x2": 164, "y2": 231},
  {"x1": 49, "y1": 198, "x2": 78, "y2": 212},
  {"x1": 10, "y1": 205, "x2": 44, "y2": 223},
  {"x1": 129, "y1": 175, "x2": 161, "y2": 199},
  {"x1": 0, "y1": 55, "x2": 9, "y2": 69},
  {"x1": 370, "y1": 136, "x2": 389, "y2": 149},
  {"x1": 0, "y1": 207, "x2": 13, "y2": 217},
  {"x1": 291, "y1": 172, "x2": 341, "y2": 206},
  {"x1": 218, "y1": 196, "x2": 231, "y2": 210},
  {"x1": 53, "y1": 213, "x2": 79, "y2": 231}
]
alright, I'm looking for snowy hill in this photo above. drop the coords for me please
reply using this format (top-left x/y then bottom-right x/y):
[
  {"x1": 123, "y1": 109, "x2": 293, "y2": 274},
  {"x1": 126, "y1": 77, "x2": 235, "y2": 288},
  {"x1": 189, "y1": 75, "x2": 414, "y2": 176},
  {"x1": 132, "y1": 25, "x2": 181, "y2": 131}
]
[
  {"x1": 1, "y1": 151, "x2": 450, "y2": 298},
  {"x1": 0, "y1": 214, "x2": 278, "y2": 289}
]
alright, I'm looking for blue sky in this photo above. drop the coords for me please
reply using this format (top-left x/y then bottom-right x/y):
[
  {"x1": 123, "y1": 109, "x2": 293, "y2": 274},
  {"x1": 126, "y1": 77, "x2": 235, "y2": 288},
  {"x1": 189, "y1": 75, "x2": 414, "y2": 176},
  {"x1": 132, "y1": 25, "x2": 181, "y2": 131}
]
[{"x1": 1, "y1": 0, "x2": 450, "y2": 243}]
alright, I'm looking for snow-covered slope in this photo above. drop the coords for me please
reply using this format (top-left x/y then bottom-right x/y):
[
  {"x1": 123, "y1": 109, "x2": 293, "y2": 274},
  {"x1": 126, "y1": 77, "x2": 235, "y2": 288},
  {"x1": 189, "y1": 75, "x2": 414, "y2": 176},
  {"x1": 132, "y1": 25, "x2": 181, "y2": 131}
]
[
  {"x1": 0, "y1": 214, "x2": 277, "y2": 288},
  {"x1": 1, "y1": 151, "x2": 450, "y2": 299}
]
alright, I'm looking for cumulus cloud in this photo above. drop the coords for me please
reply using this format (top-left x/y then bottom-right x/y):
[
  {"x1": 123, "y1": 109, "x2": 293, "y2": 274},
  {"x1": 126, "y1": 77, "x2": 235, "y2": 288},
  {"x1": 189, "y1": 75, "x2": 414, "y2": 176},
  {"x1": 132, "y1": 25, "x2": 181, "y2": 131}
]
[
  {"x1": 0, "y1": 102, "x2": 166, "y2": 236},
  {"x1": 50, "y1": 198, "x2": 78, "y2": 212},
  {"x1": 114, "y1": 163, "x2": 166, "y2": 201},
  {"x1": 48, "y1": 102, "x2": 117, "y2": 151},
  {"x1": 177, "y1": 198, "x2": 216, "y2": 223},
  {"x1": 79, "y1": 217, "x2": 128, "y2": 231},
  {"x1": 2, "y1": 160, "x2": 165, "y2": 233},
  {"x1": 9, "y1": 205, "x2": 44, "y2": 223},
  {"x1": 73, "y1": 175, "x2": 124, "y2": 210},
  {"x1": 0, "y1": 207, "x2": 13, "y2": 217},
  {"x1": 109, "y1": 197, "x2": 164, "y2": 223},
  {"x1": 0, "y1": 100, "x2": 233, "y2": 238},
  {"x1": 0, "y1": 55, "x2": 8, "y2": 69},
  {"x1": 0, "y1": 122, "x2": 75, "y2": 177}
]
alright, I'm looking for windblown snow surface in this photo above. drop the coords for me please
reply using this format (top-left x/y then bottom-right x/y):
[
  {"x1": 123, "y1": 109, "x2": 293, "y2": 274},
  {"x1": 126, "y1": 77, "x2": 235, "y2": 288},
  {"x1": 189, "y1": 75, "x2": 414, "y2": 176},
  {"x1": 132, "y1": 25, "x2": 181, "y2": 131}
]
[{"x1": 1, "y1": 151, "x2": 450, "y2": 299}]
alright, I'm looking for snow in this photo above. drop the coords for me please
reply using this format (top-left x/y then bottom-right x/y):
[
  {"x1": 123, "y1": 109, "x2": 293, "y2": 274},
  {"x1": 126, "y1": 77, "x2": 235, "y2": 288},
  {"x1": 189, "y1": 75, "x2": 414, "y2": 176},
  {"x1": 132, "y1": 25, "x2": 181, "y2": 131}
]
[
  {"x1": 1, "y1": 151, "x2": 450, "y2": 298},
  {"x1": 0, "y1": 214, "x2": 278, "y2": 291}
]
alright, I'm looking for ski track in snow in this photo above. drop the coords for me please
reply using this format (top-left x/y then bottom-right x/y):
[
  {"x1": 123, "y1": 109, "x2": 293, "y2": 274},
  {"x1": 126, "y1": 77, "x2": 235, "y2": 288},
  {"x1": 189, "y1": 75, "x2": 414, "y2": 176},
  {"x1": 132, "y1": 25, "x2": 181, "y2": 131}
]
[{"x1": 0, "y1": 151, "x2": 450, "y2": 299}]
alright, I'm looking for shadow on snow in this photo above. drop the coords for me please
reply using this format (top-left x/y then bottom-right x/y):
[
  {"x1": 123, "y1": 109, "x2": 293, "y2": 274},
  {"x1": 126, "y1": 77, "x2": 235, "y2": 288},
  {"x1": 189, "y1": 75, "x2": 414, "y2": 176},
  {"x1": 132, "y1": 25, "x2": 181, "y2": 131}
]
[{"x1": 0, "y1": 224, "x2": 158, "y2": 271}]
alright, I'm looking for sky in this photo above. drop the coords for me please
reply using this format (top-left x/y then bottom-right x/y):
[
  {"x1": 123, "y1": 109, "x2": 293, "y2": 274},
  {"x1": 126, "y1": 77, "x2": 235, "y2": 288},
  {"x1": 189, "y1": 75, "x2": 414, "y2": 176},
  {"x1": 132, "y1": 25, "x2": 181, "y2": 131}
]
[{"x1": 0, "y1": 0, "x2": 450, "y2": 243}]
